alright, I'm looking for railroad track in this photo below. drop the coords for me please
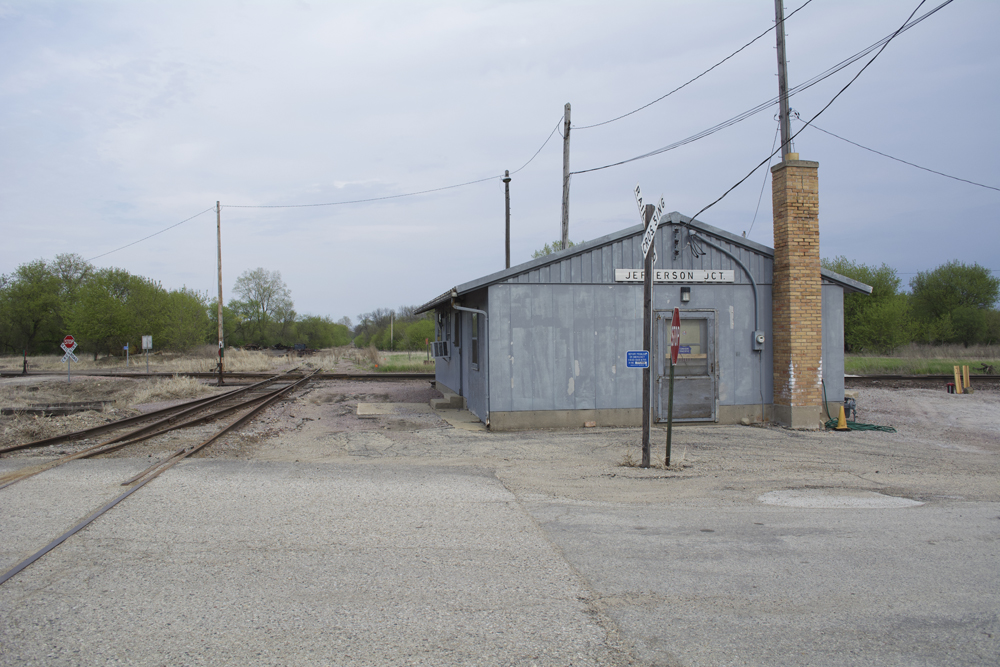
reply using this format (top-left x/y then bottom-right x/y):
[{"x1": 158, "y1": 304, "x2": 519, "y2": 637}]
[
  {"x1": 1, "y1": 370, "x2": 435, "y2": 381},
  {"x1": 0, "y1": 368, "x2": 320, "y2": 586}
]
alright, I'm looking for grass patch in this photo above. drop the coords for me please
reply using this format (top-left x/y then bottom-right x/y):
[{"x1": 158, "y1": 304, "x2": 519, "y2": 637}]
[
  {"x1": 124, "y1": 376, "x2": 215, "y2": 407},
  {"x1": 846, "y1": 356, "x2": 1000, "y2": 375},
  {"x1": 373, "y1": 351, "x2": 434, "y2": 373}
]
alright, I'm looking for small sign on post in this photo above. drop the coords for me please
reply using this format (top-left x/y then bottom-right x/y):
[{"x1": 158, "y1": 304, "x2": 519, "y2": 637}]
[
  {"x1": 60, "y1": 335, "x2": 79, "y2": 383},
  {"x1": 626, "y1": 350, "x2": 650, "y2": 368},
  {"x1": 666, "y1": 308, "x2": 680, "y2": 466},
  {"x1": 142, "y1": 335, "x2": 152, "y2": 373}
]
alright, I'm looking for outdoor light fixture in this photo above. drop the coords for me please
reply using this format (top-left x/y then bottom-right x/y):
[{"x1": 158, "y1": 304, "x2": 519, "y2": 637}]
[{"x1": 680, "y1": 286, "x2": 691, "y2": 302}]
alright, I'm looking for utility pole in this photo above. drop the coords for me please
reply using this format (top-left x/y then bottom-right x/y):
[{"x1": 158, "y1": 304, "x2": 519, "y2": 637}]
[
  {"x1": 561, "y1": 102, "x2": 571, "y2": 250},
  {"x1": 774, "y1": 0, "x2": 793, "y2": 159},
  {"x1": 503, "y1": 170, "x2": 512, "y2": 269},
  {"x1": 216, "y1": 201, "x2": 225, "y2": 386}
]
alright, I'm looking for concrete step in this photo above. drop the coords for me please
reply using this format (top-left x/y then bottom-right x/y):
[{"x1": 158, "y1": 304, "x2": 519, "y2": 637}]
[{"x1": 430, "y1": 388, "x2": 465, "y2": 410}]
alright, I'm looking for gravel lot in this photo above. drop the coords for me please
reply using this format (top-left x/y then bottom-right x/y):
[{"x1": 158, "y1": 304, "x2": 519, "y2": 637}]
[{"x1": 1, "y1": 378, "x2": 998, "y2": 666}]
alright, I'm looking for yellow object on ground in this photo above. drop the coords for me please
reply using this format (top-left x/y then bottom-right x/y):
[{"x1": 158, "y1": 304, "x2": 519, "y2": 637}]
[{"x1": 835, "y1": 405, "x2": 849, "y2": 431}]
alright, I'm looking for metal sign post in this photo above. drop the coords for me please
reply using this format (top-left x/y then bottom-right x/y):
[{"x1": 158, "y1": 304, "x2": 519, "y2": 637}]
[
  {"x1": 60, "y1": 336, "x2": 78, "y2": 383},
  {"x1": 124, "y1": 343, "x2": 129, "y2": 368},
  {"x1": 635, "y1": 185, "x2": 664, "y2": 468},
  {"x1": 666, "y1": 308, "x2": 680, "y2": 466},
  {"x1": 142, "y1": 336, "x2": 152, "y2": 373}
]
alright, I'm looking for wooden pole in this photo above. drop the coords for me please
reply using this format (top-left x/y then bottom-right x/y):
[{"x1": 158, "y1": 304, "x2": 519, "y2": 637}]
[
  {"x1": 561, "y1": 103, "x2": 571, "y2": 250},
  {"x1": 503, "y1": 170, "x2": 511, "y2": 269},
  {"x1": 641, "y1": 204, "x2": 654, "y2": 468},
  {"x1": 774, "y1": 0, "x2": 793, "y2": 158},
  {"x1": 217, "y1": 201, "x2": 225, "y2": 386}
]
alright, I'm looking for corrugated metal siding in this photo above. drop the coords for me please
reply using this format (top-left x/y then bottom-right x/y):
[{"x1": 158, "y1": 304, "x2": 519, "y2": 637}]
[
  {"x1": 503, "y1": 223, "x2": 773, "y2": 287},
  {"x1": 822, "y1": 285, "x2": 845, "y2": 406},
  {"x1": 489, "y1": 283, "x2": 644, "y2": 412},
  {"x1": 490, "y1": 281, "x2": 777, "y2": 414}
]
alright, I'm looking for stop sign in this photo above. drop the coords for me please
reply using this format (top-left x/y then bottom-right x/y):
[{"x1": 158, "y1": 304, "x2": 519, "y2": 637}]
[
  {"x1": 63, "y1": 335, "x2": 76, "y2": 348},
  {"x1": 669, "y1": 308, "x2": 681, "y2": 365}
]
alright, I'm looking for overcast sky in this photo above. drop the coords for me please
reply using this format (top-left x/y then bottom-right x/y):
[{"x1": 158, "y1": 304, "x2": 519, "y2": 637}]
[{"x1": 2, "y1": 0, "x2": 997, "y2": 323}]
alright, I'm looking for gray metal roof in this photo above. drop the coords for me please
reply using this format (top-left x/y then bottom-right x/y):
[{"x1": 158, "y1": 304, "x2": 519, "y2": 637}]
[{"x1": 416, "y1": 212, "x2": 871, "y2": 313}]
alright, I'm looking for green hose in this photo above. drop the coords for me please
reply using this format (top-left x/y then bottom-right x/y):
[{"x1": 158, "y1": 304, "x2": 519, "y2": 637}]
[{"x1": 822, "y1": 379, "x2": 897, "y2": 433}]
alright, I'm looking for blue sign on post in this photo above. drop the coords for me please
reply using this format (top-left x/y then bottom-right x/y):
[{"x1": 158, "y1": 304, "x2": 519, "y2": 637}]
[{"x1": 626, "y1": 350, "x2": 649, "y2": 368}]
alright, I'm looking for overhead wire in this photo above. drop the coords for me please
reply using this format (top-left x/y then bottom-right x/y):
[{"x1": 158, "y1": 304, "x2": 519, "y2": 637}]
[
  {"x1": 683, "y1": 0, "x2": 931, "y2": 229},
  {"x1": 570, "y1": 0, "x2": 954, "y2": 176},
  {"x1": 226, "y1": 116, "x2": 564, "y2": 209},
  {"x1": 745, "y1": 121, "x2": 781, "y2": 239},
  {"x1": 86, "y1": 207, "x2": 216, "y2": 262},
  {"x1": 799, "y1": 118, "x2": 1000, "y2": 192},
  {"x1": 81, "y1": 117, "x2": 565, "y2": 258},
  {"x1": 573, "y1": 0, "x2": 816, "y2": 130}
]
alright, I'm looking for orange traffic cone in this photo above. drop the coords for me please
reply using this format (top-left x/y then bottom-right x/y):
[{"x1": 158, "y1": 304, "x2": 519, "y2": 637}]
[{"x1": 834, "y1": 405, "x2": 849, "y2": 431}]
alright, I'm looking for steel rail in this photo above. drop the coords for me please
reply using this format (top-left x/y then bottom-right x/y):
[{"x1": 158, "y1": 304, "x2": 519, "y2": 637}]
[
  {"x1": 121, "y1": 370, "x2": 320, "y2": 486},
  {"x1": 3, "y1": 371, "x2": 434, "y2": 381},
  {"x1": 0, "y1": 377, "x2": 303, "y2": 491},
  {"x1": 0, "y1": 391, "x2": 234, "y2": 455},
  {"x1": 0, "y1": 370, "x2": 319, "y2": 588},
  {"x1": 0, "y1": 369, "x2": 303, "y2": 455}
]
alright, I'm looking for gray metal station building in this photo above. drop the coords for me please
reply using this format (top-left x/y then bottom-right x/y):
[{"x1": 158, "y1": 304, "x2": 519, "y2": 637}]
[{"x1": 416, "y1": 211, "x2": 870, "y2": 430}]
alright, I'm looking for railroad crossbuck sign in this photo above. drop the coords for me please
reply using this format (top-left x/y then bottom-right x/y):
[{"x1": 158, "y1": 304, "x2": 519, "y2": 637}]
[
  {"x1": 634, "y1": 185, "x2": 663, "y2": 262},
  {"x1": 60, "y1": 336, "x2": 78, "y2": 363}
]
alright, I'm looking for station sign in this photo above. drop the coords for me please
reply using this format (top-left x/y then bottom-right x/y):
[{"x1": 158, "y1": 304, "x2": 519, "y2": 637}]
[{"x1": 615, "y1": 269, "x2": 735, "y2": 283}]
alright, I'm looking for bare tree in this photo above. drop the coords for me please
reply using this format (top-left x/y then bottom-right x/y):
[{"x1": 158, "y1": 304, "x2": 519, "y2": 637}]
[{"x1": 232, "y1": 268, "x2": 293, "y2": 345}]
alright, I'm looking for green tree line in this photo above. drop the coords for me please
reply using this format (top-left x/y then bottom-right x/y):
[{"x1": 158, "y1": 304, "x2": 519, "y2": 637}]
[
  {"x1": 824, "y1": 257, "x2": 1000, "y2": 352},
  {"x1": 353, "y1": 305, "x2": 434, "y2": 351},
  {"x1": 0, "y1": 255, "x2": 350, "y2": 356}
]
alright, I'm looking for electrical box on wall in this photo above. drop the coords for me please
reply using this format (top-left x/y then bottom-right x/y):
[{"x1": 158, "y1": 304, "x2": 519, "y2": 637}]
[{"x1": 752, "y1": 330, "x2": 765, "y2": 351}]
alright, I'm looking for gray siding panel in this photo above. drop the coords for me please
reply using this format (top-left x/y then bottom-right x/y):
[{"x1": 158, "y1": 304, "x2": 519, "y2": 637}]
[
  {"x1": 572, "y1": 286, "x2": 597, "y2": 410},
  {"x1": 490, "y1": 284, "x2": 512, "y2": 413},
  {"x1": 822, "y1": 285, "x2": 845, "y2": 406},
  {"x1": 594, "y1": 286, "x2": 618, "y2": 409},
  {"x1": 552, "y1": 286, "x2": 574, "y2": 410}
]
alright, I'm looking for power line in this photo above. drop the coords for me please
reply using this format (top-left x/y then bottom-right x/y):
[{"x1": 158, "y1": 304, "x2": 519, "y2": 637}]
[
  {"x1": 512, "y1": 118, "x2": 563, "y2": 175},
  {"x1": 745, "y1": 121, "x2": 781, "y2": 239},
  {"x1": 226, "y1": 117, "x2": 564, "y2": 210},
  {"x1": 573, "y1": 0, "x2": 816, "y2": 131},
  {"x1": 683, "y1": 0, "x2": 931, "y2": 229},
  {"x1": 799, "y1": 119, "x2": 1000, "y2": 192},
  {"x1": 86, "y1": 207, "x2": 216, "y2": 262},
  {"x1": 570, "y1": 0, "x2": 954, "y2": 176}
]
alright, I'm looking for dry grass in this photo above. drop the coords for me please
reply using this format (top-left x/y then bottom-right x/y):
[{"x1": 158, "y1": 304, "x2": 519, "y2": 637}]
[
  {"x1": 1, "y1": 346, "x2": 299, "y2": 374},
  {"x1": 123, "y1": 375, "x2": 215, "y2": 407}
]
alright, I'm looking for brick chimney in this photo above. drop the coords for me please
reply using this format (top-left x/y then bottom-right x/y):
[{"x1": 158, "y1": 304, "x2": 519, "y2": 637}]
[{"x1": 770, "y1": 154, "x2": 822, "y2": 428}]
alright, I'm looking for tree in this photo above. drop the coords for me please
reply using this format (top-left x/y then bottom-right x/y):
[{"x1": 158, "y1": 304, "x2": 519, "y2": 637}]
[
  {"x1": 532, "y1": 239, "x2": 579, "y2": 259},
  {"x1": 822, "y1": 256, "x2": 909, "y2": 353},
  {"x1": 68, "y1": 268, "x2": 169, "y2": 358},
  {"x1": 0, "y1": 260, "x2": 63, "y2": 353},
  {"x1": 50, "y1": 253, "x2": 94, "y2": 300},
  {"x1": 162, "y1": 287, "x2": 213, "y2": 350},
  {"x1": 909, "y1": 261, "x2": 1000, "y2": 346},
  {"x1": 231, "y1": 268, "x2": 293, "y2": 346}
]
